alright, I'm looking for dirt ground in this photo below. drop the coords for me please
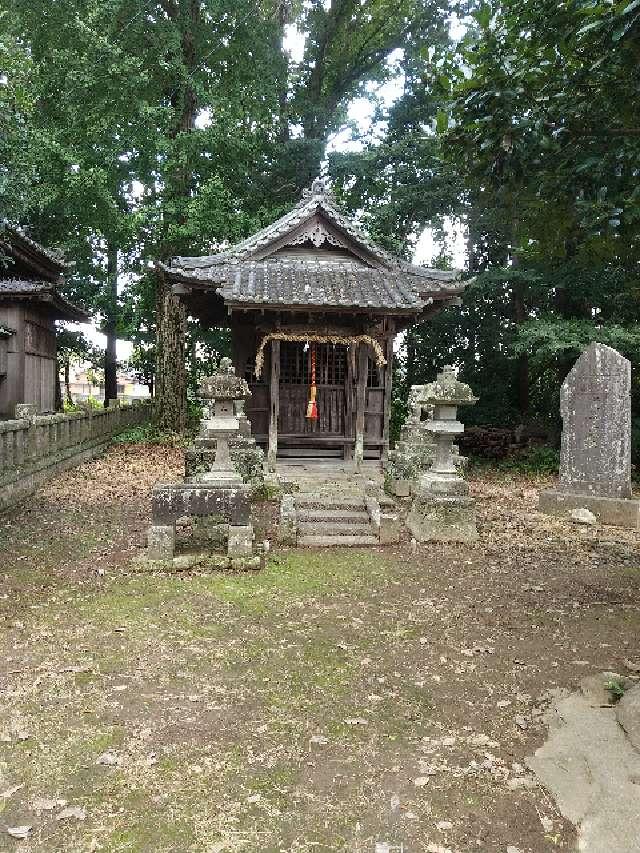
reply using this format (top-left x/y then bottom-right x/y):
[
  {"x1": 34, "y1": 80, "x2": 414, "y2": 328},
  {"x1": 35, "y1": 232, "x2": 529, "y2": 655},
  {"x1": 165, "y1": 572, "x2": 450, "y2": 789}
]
[{"x1": 0, "y1": 444, "x2": 639, "y2": 853}]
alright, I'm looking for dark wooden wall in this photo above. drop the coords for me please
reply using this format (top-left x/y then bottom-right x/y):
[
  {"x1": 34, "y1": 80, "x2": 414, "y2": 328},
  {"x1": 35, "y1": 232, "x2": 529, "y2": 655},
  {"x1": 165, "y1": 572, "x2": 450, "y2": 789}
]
[{"x1": 0, "y1": 303, "x2": 57, "y2": 417}]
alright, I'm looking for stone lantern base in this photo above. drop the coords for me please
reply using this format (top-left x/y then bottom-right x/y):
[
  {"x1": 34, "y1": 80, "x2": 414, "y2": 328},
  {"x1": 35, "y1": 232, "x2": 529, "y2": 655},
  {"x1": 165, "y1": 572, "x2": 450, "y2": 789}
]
[{"x1": 407, "y1": 472, "x2": 478, "y2": 543}]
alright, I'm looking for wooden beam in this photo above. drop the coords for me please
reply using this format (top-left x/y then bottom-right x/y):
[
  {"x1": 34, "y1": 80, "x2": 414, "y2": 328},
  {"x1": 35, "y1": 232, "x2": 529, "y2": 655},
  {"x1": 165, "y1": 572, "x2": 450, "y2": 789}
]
[
  {"x1": 267, "y1": 339, "x2": 280, "y2": 471},
  {"x1": 382, "y1": 334, "x2": 394, "y2": 463},
  {"x1": 354, "y1": 343, "x2": 367, "y2": 469}
]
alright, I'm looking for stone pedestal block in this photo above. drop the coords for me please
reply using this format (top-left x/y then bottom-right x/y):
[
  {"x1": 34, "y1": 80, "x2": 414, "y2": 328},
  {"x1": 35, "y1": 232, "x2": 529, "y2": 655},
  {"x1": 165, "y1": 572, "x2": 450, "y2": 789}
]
[
  {"x1": 539, "y1": 489, "x2": 640, "y2": 530},
  {"x1": 392, "y1": 479, "x2": 412, "y2": 498},
  {"x1": 379, "y1": 510, "x2": 401, "y2": 544},
  {"x1": 408, "y1": 493, "x2": 477, "y2": 543},
  {"x1": 277, "y1": 494, "x2": 297, "y2": 545},
  {"x1": 147, "y1": 525, "x2": 175, "y2": 560}
]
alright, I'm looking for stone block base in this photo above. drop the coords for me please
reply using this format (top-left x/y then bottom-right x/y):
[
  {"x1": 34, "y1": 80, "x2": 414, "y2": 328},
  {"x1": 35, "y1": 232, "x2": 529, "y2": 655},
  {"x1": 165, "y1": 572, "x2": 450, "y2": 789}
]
[
  {"x1": 539, "y1": 490, "x2": 640, "y2": 530},
  {"x1": 133, "y1": 553, "x2": 262, "y2": 573},
  {"x1": 379, "y1": 511, "x2": 401, "y2": 544},
  {"x1": 277, "y1": 495, "x2": 297, "y2": 545},
  {"x1": 391, "y1": 479, "x2": 412, "y2": 498},
  {"x1": 407, "y1": 495, "x2": 477, "y2": 543},
  {"x1": 147, "y1": 525, "x2": 175, "y2": 560}
]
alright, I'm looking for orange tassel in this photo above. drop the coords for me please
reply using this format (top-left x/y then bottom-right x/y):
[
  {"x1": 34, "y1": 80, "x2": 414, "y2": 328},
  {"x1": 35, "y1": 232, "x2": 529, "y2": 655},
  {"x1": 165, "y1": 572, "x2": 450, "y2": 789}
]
[{"x1": 306, "y1": 346, "x2": 319, "y2": 419}]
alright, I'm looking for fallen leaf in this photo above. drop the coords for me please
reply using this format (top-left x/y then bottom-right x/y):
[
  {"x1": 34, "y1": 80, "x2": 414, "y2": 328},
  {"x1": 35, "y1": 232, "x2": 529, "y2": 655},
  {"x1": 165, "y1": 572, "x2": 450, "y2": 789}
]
[
  {"x1": 32, "y1": 797, "x2": 60, "y2": 813},
  {"x1": 7, "y1": 826, "x2": 32, "y2": 840},
  {"x1": 56, "y1": 806, "x2": 86, "y2": 821},
  {"x1": 0, "y1": 784, "x2": 24, "y2": 800},
  {"x1": 96, "y1": 751, "x2": 121, "y2": 766}
]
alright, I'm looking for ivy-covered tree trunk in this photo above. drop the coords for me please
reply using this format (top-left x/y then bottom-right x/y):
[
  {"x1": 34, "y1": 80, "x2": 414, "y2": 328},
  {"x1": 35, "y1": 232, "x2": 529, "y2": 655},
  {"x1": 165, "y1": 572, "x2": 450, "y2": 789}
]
[
  {"x1": 104, "y1": 244, "x2": 118, "y2": 407},
  {"x1": 155, "y1": 280, "x2": 187, "y2": 433},
  {"x1": 154, "y1": 0, "x2": 199, "y2": 433},
  {"x1": 511, "y1": 249, "x2": 529, "y2": 419}
]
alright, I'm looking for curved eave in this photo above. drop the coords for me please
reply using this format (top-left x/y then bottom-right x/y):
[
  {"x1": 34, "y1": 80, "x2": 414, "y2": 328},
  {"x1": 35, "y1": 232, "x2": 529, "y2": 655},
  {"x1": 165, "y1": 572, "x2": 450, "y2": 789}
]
[{"x1": 222, "y1": 299, "x2": 422, "y2": 316}]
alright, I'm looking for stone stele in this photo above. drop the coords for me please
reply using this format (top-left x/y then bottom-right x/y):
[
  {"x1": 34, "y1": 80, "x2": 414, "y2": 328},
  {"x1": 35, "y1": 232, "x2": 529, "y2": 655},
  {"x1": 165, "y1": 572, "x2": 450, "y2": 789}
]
[{"x1": 539, "y1": 342, "x2": 639, "y2": 529}]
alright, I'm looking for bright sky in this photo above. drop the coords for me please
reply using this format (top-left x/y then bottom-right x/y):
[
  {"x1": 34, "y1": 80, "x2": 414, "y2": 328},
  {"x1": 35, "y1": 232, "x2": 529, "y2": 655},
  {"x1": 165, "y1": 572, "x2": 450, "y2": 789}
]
[{"x1": 77, "y1": 18, "x2": 467, "y2": 361}]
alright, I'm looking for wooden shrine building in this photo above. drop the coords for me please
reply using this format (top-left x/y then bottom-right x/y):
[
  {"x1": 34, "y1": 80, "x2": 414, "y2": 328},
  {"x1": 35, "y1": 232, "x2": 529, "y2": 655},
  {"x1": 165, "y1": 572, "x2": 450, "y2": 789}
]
[
  {"x1": 0, "y1": 226, "x2": 88, "y2": 417},
  {"x1": 161, "y1": 179, "x2": 467, "y2": 467}
]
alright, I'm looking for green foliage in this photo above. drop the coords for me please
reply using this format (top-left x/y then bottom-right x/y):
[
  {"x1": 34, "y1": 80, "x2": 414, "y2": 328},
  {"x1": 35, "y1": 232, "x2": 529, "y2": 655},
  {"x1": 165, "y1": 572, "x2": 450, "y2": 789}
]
[
  {"x1": 5, "y1": 0, "x2": 639, "y2": 444},
  {"x1": 467, "y1": 446, "x2": 559, "y2": 477},
  {"x1": 332, "y1": 0, "x2": 640, "y2": 447},
  {"x1": 605, "y1": 678, "x2": 627, "y2": 704},
  {"x1": 231, "y1": 447, "x2": 266, "y2": 486},
  {"x1": 112, "y1": 423, "x2": 186, "y2": 446}
]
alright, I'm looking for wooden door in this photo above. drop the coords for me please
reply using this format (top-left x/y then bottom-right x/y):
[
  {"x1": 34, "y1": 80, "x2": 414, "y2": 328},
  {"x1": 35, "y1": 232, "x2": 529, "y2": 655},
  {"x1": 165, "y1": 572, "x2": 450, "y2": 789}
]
[{"x1": 279, "y1": 342, "x2": 346, "y2": 437}]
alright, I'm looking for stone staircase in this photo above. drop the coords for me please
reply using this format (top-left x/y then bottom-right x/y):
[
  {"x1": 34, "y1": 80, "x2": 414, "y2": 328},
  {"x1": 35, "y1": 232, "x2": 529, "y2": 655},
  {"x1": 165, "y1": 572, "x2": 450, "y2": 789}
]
[
  {"x1": 294, "y1": 493, "x2": 379, "y2": 547},
  {"x1": 275, "y1": 461, "x2": 399, "y2": 548}
]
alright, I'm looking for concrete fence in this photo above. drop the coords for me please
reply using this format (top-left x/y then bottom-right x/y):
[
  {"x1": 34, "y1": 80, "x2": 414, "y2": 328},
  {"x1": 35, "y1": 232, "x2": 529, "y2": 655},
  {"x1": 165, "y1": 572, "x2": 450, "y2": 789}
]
[{"x1": 0, "y1": 400, "x2": 153, "y2": 512}]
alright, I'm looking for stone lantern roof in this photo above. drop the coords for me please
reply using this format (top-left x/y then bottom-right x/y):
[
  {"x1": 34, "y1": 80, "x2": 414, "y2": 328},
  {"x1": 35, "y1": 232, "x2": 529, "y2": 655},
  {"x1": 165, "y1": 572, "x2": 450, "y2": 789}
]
[
  {"x1": 198, "y1": 357, "x2": 250, "y2": 402},
  {"x1": 419, "y1": 366, "x2": 478, "y2": 408}
]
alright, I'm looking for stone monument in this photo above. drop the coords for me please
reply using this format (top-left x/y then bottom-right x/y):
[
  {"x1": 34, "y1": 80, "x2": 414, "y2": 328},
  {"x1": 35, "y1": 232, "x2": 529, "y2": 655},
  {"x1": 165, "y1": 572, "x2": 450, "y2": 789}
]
[
  {"x1": 147, "y1": 359, "x2": 257, "y2": 567},
  {"x1": 407, "y1": 367, "x2": 478, "y2": 542},
  {"x1": 539, "y1": 342, "x2": 639, "y2": 528}
]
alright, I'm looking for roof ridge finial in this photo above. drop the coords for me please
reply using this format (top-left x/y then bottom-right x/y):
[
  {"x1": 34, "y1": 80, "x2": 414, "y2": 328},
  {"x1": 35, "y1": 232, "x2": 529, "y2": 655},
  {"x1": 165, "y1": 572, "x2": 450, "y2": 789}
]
[{"x1": 302, "y1": 176, "x2": 331, "y2": 200}]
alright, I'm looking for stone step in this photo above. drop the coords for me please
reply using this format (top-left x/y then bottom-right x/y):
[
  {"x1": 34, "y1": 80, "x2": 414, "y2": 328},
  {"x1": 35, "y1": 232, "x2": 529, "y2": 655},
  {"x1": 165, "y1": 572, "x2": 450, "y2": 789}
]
[
  {"x1": 296, "y1": 509, "x2": 370, "y2": 523},
  {"x1": 293, "y1": 484, "x2": 367, "y2": 491},
  {"x1": 297, "y1": 534, "x2": 380, "y2": 547},
  {"x1": 293, "y1": 495, "x2": 367, "y2": 509},
  {"x1": 298, "y1": 521, "x2": 374, "y2": 537}
]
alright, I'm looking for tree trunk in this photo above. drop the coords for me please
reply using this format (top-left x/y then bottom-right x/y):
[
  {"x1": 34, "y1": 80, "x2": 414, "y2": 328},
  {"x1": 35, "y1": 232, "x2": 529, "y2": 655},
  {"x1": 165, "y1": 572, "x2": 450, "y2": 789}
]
[
  {"x1": 512, "y1": 277, "x2": 529, "y2": 419},
  {"x1": 104, "y1": 244, "x2": 118, "y2": 407},
  {"x1": 155, "y1": 281, "x2": 187, "y2": 433},
  {"x1": 510, "y1": 216, "x2": 529, "y2": 420},
  {"x1": 64, "y1": 358, "x2": 72, "y2": 406},
  {"x1": 154, "y1": 0, "x2": 199, "y2": 433},
  {"x1": 275, "y1": 0, "x2": 290, "y2": 145}
]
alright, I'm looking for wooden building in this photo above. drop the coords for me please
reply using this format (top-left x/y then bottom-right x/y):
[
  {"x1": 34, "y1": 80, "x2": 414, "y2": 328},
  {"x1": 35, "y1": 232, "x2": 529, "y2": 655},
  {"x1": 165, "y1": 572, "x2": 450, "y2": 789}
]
[
  {"x1": 0, "y1": 226, "x2": 88, "y2": 417},
  {"x1": 161, "y1": 180, "x2": 467, "y2": 467}
]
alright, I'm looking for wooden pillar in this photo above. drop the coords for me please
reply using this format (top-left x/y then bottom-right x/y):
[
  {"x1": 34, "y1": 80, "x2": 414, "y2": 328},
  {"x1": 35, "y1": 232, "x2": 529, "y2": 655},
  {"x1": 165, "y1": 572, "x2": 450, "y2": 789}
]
[
  {"x1": 267, "y1": 339, "x2": 280, "y2": 471},
  {"x1": 382, "y1": 334, "x2": 394, "y2": 463},
  {"x1": 354, "y1": 343, "x2": 367, "y2": 469},
  {"x1": 344, "y1": 345, "x2": 355, "y2": 461}
]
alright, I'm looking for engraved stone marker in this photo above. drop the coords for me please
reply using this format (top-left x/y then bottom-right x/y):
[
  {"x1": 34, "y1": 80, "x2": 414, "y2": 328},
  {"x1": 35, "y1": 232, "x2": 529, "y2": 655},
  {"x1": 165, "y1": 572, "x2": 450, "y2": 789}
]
[{"x1": 540, "y1": 342, "x2": 639, "y2": 528}]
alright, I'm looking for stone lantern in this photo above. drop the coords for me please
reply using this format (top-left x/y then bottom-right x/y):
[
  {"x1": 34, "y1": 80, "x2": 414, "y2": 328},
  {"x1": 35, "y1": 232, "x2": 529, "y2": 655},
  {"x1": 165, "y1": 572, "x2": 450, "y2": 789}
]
[
  {"x1": 147, "y1": 357, "x2": 256, "y2": 566},
  {"x1": 195, "y1": 357, "x2": 251, "y2": 485},
  {"x1": 407, "y1": 366, "x2": 478, "y2": 542},
  {"x1": 185, "y1": 358, "x2": 264, "y2": 484}
]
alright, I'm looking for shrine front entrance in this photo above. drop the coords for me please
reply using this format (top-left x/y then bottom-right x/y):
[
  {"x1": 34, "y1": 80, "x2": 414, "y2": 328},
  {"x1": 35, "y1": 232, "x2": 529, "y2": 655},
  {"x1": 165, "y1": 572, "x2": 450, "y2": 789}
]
[
  {"x1": 244, "y1": 338, "x2": 387, "y2": 463},
  {"x1": 278, "y1": 341, "x2": 347, "y2": 449}
]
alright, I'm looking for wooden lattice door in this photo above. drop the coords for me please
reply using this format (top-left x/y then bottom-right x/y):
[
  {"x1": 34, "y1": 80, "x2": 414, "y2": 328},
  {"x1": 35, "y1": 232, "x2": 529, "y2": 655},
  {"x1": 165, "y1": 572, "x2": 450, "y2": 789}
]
[{"x1": 278, "y1": 342, "x2": 347, "y2": 437}]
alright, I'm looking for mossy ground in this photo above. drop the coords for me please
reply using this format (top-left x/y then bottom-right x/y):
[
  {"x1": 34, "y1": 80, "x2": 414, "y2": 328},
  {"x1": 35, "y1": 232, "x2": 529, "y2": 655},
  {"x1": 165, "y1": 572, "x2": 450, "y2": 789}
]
[{"x1": 0, "y1": 445, "x2": 639, "y2": 852}]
